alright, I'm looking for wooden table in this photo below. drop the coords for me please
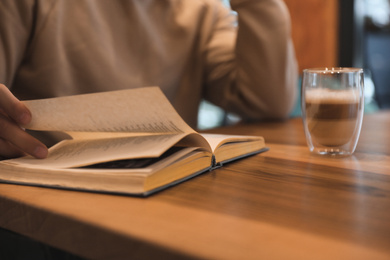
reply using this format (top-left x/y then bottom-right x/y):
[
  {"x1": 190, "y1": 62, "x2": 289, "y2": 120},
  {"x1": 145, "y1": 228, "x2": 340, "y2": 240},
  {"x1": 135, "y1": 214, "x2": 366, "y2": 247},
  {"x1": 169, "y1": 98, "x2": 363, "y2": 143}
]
[{"x1": 0, "y1": 111, "x2": 389, "y2": 259}]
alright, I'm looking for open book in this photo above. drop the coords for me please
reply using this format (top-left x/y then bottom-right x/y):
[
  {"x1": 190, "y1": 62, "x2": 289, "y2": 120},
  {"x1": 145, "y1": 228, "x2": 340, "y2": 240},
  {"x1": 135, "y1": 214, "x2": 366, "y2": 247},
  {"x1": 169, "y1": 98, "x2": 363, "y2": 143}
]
[{"x1": 0, "y1": 87, "x2": 267, "y2": 196}]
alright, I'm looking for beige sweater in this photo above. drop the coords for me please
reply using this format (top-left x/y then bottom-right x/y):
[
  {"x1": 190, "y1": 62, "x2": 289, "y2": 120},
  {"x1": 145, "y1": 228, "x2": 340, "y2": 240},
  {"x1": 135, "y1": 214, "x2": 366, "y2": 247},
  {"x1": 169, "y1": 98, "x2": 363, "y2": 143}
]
[{"x1": 0, "y1": 0, "x2": 298, "y2": 128}]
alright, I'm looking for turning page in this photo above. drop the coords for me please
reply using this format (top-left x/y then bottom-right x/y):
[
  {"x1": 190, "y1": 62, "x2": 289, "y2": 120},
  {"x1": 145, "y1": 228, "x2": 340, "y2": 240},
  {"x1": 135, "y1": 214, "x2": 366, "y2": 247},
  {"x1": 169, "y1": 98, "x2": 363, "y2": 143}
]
[
  {"x1": 22, "y1": 87, "x2": 193, "y2": 134},
  {"x1": 18, "y1": 87, "x2": 200, "y2": 168}
]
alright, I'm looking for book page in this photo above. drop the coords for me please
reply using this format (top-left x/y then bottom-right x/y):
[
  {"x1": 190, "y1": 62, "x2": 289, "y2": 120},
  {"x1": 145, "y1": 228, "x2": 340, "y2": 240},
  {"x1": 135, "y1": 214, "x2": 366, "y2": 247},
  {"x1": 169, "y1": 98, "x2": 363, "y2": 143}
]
[
  {"x1": 22, "y1": 87, "x2": 193, "y2": 134},
  {"x1": 14, "y1": 87, "x2": 219, "y2": 169},
  {"x1": 9, "y1": 133, "x2": 189, "y2": 168},
  {"x1": 200, "y1": 134, "x2": 264, "y2": 152},
  {"x1": 200, "y1": 134, "x2": 266, "y2": 164}
]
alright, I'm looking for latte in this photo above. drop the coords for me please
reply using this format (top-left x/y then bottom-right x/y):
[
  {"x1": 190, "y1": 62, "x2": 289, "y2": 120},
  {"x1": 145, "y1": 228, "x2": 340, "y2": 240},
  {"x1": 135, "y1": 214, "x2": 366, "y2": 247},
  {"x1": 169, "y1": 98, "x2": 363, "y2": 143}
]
[{"x1": 304, "y1": 89, "x2": 360, "y2": 147}]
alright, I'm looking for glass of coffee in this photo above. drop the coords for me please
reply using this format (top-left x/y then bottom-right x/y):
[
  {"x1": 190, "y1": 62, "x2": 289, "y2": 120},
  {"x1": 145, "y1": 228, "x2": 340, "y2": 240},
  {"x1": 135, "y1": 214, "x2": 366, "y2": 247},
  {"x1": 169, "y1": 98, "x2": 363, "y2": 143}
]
[{"x1": 301, "y1": 67, "x2": 364, "y2": 156}]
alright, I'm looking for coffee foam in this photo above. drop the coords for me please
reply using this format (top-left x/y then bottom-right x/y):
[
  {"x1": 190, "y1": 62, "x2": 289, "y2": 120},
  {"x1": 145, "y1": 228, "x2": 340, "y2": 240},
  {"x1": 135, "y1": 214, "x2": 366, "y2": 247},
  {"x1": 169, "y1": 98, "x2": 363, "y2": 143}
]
[{"x1": 305, "y1": 88, "x2": 360, "y2": 104}]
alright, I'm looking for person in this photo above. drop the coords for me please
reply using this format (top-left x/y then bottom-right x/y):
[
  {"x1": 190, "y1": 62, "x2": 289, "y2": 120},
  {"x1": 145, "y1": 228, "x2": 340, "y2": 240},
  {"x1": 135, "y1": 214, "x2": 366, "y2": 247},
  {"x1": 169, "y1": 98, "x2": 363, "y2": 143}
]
[{"x1": 0, "y1": 0, "x2": 298, "y2": 160}]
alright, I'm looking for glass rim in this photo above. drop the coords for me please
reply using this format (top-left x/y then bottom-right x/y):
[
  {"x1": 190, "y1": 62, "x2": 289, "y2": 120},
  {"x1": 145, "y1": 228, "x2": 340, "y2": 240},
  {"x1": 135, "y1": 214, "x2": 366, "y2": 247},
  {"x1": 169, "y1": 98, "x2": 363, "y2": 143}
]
[{"x1": 303, "y1": 67, "x2": 363, "y2": 74}]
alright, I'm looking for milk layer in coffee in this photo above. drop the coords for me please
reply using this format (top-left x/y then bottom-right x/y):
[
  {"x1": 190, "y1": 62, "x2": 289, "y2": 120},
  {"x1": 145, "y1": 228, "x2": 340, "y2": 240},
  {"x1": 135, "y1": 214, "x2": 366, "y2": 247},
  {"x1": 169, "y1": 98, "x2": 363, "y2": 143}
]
[{"x1": 305, "y1": 88, "x2": 360, "y2": 147}]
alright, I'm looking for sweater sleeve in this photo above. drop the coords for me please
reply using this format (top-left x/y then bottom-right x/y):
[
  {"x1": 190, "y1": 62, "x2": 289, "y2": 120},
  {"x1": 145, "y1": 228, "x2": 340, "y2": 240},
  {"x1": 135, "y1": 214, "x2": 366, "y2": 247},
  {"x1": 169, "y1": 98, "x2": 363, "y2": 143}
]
[
  {"x1": 0, "y1": 0, "x2": 35, "y2": 87},
  {"x1": 204, "y1": 0, "x2": 298, "y2": 120}
]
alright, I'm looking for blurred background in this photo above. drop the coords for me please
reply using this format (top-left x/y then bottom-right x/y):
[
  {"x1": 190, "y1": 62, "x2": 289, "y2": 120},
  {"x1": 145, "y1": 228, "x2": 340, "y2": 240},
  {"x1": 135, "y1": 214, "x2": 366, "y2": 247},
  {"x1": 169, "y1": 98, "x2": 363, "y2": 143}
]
[{"x1": 198, "y1": 0, "x2": 390, "y2": 129}]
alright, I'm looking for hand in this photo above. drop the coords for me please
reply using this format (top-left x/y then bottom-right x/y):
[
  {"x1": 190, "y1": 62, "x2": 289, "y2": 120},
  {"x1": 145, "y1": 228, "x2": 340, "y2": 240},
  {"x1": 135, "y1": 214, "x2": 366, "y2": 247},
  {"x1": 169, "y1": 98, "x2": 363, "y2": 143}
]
[{"x1": 0, "y1": 84, "x2": 48, "y2": 159}]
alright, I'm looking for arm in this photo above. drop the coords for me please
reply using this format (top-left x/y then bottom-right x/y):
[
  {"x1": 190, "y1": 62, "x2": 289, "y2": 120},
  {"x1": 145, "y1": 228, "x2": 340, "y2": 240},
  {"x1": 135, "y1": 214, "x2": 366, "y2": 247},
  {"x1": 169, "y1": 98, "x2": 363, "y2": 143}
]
[{"x1": 204, "y1": 0, "x2": 298, "y2": 120}]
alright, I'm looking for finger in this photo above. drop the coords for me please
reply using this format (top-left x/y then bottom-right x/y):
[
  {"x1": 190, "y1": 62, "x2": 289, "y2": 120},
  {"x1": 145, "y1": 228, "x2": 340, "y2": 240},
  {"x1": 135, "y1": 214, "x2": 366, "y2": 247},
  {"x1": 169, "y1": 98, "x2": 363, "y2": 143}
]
[
  {"x1": 0, "y1": 84, "x2": 31, "y2": 125},
  {"x1": 0, "y1": 114, "x2": 48, "y2": 159},
  {"x1": 0, "y1": 139, "x2": 26, "y2": 159}
]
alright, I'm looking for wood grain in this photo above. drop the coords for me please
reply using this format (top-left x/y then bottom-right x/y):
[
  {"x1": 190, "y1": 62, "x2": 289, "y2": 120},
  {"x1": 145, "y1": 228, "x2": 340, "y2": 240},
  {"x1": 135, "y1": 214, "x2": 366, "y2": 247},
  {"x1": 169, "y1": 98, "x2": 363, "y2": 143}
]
[{"x1": 0, "y1": 111, "x2": 389, "y2": 259}]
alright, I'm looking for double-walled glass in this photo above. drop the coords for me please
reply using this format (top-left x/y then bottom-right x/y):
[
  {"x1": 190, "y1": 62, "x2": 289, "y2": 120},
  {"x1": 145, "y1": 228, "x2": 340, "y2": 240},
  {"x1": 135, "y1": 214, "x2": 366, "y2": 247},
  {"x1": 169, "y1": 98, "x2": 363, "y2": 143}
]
[{"x1": 301, "y1": 68, "x2": 364, "y2": 156}]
